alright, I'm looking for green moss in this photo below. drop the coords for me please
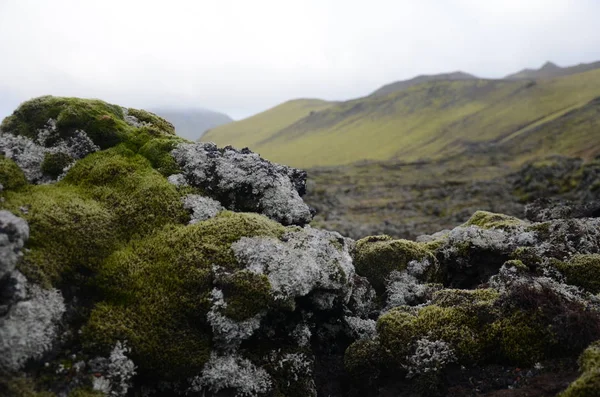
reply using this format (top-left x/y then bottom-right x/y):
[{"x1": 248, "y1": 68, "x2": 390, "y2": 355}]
[
  {"x1": 556, "y1": 255, "x2": 600, "y2": 294},
  {"x1": 84, "y1": 211, "x2": 286, "y2": 379},
  {"x1": 465, "y1": 211, "x2": 526, "y2": 230},
  {"x1": 1, "y1": 96, "x2": 130, "y2": 149},
  {"x1": 432, "y1": 288, "x2": 499, "y2": 308},
  {"x1": 0, "y1": 376, "x2": 54, "y2": 397},
  {"x1": 126, "y1": 108, "x2": 176, "y2": 136},
  {"x1": 353, "y1": 235, "x2": 437, "y2": 292},
  {"x1": 68, "y1": 389, "x2": 105, "y2": 397},
  {"x1": 503, "y1": 259, "x2": 528, "y2": 272},
  {"x1": 1, "y1": 185, "x2": 119, "y2": 287},
  {"x1": 526, "y1": 222, "x2": 552, "y2": 240},
  {"x1": 220, "y1": 271, "x2": 273, "y2": 321},
  {"x1": 0, "y1": 155, "x2": 28, "y2": 191},
  {"x1": 40, "y1": 152, "x2": 73, "y2": 178},
  {"x1": 138, "y1": 138, "x2": 181, "y2": 176},
  {"x1": 62, "y1": 147, "x2": 188, "y2": 237},
  {"x1": 486, "y1": 311, "x2": 551, "y2": 366},
  {"x1": 559, "y1": 341, "x2": 600, "y2": 396},
  {"x1": 377, "y1": 308, "x2": 418, "y2": 362},
  {"x1": 510, "y1": 247, "x2": 544, "y2": 268},
  {"x1": 344, "y1": 339, "x2": 382, "y2": 385}
]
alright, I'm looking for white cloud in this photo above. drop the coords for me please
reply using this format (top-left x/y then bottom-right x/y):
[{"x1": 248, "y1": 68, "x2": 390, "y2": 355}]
[{"x1": 0, "y1": 0, "x2": 599, "y2": 119}]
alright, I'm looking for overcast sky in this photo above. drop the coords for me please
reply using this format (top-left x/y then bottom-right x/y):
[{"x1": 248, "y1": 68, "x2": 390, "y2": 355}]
[{"x1": 1, "y1": 0, "x2": 600, "y2": 120}]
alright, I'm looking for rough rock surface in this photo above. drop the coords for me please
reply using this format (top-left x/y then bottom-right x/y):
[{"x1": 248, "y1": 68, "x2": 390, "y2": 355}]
[
  {"x1": 172, "y1": 142, "x2": 313, "y2": 226},
  {"x1": 0, "y1": 211, "x2": 65, "y2": 373}
]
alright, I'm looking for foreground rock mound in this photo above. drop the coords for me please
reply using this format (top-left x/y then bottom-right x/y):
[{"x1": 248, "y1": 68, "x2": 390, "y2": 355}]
[{"x1": 0, "y1": 96, "x2": 599, "y2": 397}]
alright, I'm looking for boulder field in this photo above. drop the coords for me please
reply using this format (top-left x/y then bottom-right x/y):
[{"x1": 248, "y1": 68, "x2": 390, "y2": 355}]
[{"x1": 0, "y1": 96, "x2": 599, "y2": 396}]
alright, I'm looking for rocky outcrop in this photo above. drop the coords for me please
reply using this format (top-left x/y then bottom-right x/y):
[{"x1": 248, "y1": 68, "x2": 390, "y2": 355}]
[
  {"x1": 1, "y1": 96, "x2": 599, "y2": 397},
  {"x1": 172, "y1": 142, "x2": 313, "y2": 226}
]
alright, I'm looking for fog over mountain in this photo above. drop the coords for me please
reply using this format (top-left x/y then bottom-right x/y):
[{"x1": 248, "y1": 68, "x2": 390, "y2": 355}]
[{"x1": 1, "y1": 0, "x2": 600, "y2": 119}]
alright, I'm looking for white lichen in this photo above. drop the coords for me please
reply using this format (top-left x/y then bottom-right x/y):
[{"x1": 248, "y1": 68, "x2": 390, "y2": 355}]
[
  {"x1": 405, "y1": 338, "x2": 456, "y2": 379},
  {"x1": 345, "y1": 316, "x2": 377, "y2": 340},
  {"x1": 207, "y1": 288, "x2": 263, "y2": 350},
  {"x1": 231, "y1": 227, "x2": 354, "y2": 308},
  {"x1": 0, "y1": 285, "x2": 66, "y2": 371},
  {"x1": 181, "y1": 194, "x2": 223, "y2": 223},
  {"x1": 189, "y1": 353, "x2": 272, "y2": 397},
  {"x1": 0, "y1": 120, "x2": 99, "y2": 183}
]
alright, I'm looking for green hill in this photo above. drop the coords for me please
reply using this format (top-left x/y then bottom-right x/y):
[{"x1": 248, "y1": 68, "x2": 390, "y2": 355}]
[
  {"x1": 202, "y1": 68, "x2": 600, "y2": 169},
  {"x1": 201, "y1": 98, "x2": 335, "y2": 149}
]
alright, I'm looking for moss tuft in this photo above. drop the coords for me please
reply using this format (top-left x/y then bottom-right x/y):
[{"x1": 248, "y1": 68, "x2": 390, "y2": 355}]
[
  {"x1": 1, "y1": 185, "x2": 119, "y2": 287},
  {"x1": 62, "y1": 146, "x2": 188, "y2": 236},
  {"x1": 353, "y1": 235, "x2": 436, "y2": 292},
  {"x1": 0, "y1": 155, "x2": 28, "y2": 191},
  {"x1": 40, "y1": 152, "x2": 73, "y2": 178},
  {"x1": 559, "y1": 341, "x2": 600, "y2": 396},
  {"x1": 556, "y1": 254, "x2": 600, "y2": 294},
  {"x1": 220, "y1": 271, "x2": 273, "y2": 321},
  {"x1": 84, "y1": 211, "x2": 286, "y2": 379},
  {"x1": 465, "y1": 210, "x2": 526, "y2": 230},
  {"x1": 486, "y1": 311, "x2": 550, "y2": 366},
  {"x1": 138, "y1": 138, "x2": 181, "y2": 176},
  {"x1": 126, "y1": 108, "x2": 175, "y2": 136},
  {"x1": 344, "y1": 339, "x2": 382, "y2": 386},
  {"x1": 1, "y1": 96, "x2": 130, "y2": 149}
]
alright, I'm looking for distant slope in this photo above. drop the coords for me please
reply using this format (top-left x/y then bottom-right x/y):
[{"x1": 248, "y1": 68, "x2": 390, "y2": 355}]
[
  {"x1": 202, "y1": 68, "x2": 600, "y2": 168},
  {"x1": 505, "y1": 60, "x2": 600, "y2": 80},
  {"x1": 149, "y1": 108, "x2": 233, "y2": 141},
  {"x1": 201, "y1": 99, "x2": 335, "y2": 149},
  {"x1": 370, "y1": 71, "x2": 477, "y2": 97}
]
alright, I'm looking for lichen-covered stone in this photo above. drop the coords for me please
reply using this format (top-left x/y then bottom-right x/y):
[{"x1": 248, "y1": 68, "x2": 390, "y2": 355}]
[
  {"x1": 0, "y1": 285, "x2": 65, "y2": 372},
  {"x1": 182, "y1": 194, "x2": 223, "y2": 223},
  {"x1": 171, "y1": 142, "x2": 313, "y2": 226},
  {"x1": 231, "y1": 227, "x2": 354, "y2": 309},
  {"x1": 0, "y1": 210, "x2": 29, "y2": 281}
]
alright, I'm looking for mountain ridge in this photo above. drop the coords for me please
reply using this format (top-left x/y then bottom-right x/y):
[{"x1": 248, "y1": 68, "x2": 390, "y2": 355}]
[{"x1": 203, "y1": 65, "x2": 600, "y2": 169}]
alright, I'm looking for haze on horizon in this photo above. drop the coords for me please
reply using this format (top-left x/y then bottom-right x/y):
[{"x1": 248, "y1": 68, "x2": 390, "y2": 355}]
[{"x1": 1, "y1": 0, "x2": 599, "y2": 121}]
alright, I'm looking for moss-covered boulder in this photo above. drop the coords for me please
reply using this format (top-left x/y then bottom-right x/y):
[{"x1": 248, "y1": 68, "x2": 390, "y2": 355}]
[
  {"x1": 353, "y1": 235, "x2": 437, "y2": 293},
  {"x1": 83, "y1": 211, "x2": 285, "y2": 379}
]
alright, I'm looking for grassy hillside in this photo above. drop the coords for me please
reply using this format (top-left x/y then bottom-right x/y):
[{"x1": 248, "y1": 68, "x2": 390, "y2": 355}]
[
  {"x1": 203, "y1": 68, "x2": 600, "y2": 168},
  {"x1": 202, "y1": 98, "x2": 334, "y2": 149},
  {"x1": 370, "y1": 71, "x2": 477, "y2": 97}
]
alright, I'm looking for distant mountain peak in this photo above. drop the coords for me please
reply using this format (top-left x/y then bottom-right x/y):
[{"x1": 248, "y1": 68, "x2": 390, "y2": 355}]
[
  {"x1": 371, "y1": 71, "x2": 478, "y2": 97},
  {"x1": 540, "y1": 61, "x2": 560, "y2": 70},
  {"x1": 505, "y1": 59, "x2": 600, "y2": 80}
]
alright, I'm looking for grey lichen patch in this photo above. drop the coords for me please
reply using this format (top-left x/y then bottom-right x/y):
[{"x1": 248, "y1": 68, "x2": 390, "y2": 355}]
[
  {"x1": 0, "y1": 284, "x2": 65, "y2": 372},
  {"x1": 189, "y1": 352, "x2": 272, "y2": 397},
  {"x1": 171, "y1": 142, "x2": 313, "y2": 226},
  {"x1": 182, "y1": 194, "x2": 223, "y2": 223},
  {"x1": 0, "y1": 210, "x2": 29, "y2": 280},
  {"x1": 231, "y1": 227, "x2": 354, "y2": 309},
  {"x1": 0, "y1": 120, "x2": 99, "y2": 183}
]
